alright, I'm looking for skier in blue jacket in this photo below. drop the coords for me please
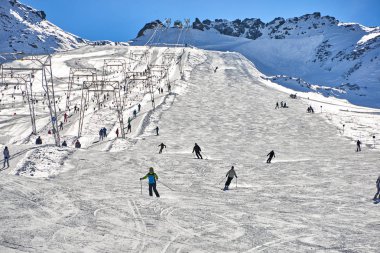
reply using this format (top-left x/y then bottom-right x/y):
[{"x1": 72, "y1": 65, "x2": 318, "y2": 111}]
[{"x1": 140, "y1": 167, "x2": 160, "y2": 197}]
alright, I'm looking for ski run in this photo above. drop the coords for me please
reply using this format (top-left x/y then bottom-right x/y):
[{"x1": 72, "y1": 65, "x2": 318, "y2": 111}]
[{"x1": 0, "y1": 45, "x2": 379, "y2": 252}]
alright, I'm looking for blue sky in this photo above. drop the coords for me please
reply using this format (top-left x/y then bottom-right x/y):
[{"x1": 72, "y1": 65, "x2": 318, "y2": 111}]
[{"x1": 21, "y1": 0, "x2": 380, "y2": 42}]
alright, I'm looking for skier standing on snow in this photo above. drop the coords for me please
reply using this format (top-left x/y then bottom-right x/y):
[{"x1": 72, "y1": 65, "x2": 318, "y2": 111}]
[
  {"x1": 133, "y1": 109, "x2": 137, "y2": 118},
  {"x1": 267, "y1": 150, "x2": 275, "y2": 163},
  {"x1": 127, "y1": 122, "x2": 132, "y2": 133},
  {"x1": 275, "y1": 102, "x2": 279, "y2": 109},
  {"x1": 140, "y1": 167, "x2": 160, "y2": 197},
  {"x1": 59, "y1": 121, "x2": 64, "y2": 130},
  {"x1": 103, "y1": 127, "x2": 107, "y2": 137},
  {"x1": 373, "y1": 176, "x2": 380, "y2": 200},
  {"x1": 356, "y1": 140, "x2": 362, "y2": 152},
  {"x1": 116, "y1": 128, "x2": 119, "y2": 138},
  {"x1": 224, "y1": 166, "x2": 237, "y2": 191},
  {"x1": 192, "y1": 143, "x2": 203, "y2": 159},
  {"x1": 99, "y1": 129, "x2": 104, "y2": 141},
  {"x1": 36, "y1": 136, "x2": 42, "y2": 145},
  {"x1": 75, "y1": 140, "x2": 81, "y2": 148},
  {"x1": 64, "y1": 112, "x2": 68, "y2": 122},
  {"x1": 155, "y1": 126, "x2": 159, "y2": 136},
  {"x1": 158, "y1": 143, "x2": 166, "y2": 154},
  {"x1": 138, "y1": 104, "x2": 141, "y2": 112},
  {"x1": 3, "y1": 146, "x2": 10, "y2": 168}
]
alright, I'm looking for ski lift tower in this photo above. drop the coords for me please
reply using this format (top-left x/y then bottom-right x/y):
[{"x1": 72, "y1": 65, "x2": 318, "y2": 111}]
[
  {"x1": 0, "y1": 54, "x2": 61, "y2": 146},
  {"x1": 0, "y1": 72, "x2": 37, "y2": 134}
]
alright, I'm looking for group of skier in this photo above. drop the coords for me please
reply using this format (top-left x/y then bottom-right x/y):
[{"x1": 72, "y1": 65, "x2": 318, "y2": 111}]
[
  {"x1": 99, "y1": 127, "x2": 108, "y2": 140},
  {"x1": 275, "y1": 101, "x2": 288, "y2": 109}
]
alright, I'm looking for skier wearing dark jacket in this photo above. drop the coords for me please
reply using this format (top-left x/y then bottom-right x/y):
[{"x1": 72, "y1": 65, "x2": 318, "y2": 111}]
[
  {"x1": 3, "y1": 146, "x2": 10, "y2": 168},
  {"x1": 224, "y1": 166, "x2": 237, "y2": 191},
  {"x1": 158, "y1": 143, "x2": 166, "y2": 154},
  {"x1": 192, "y1": 143, "x2": 203, "y2": 159},
  {"x1": 356, "y1": 140, "x2": 361, "y2": 152},
  {"x1": 267, "y1": 150, "x2": 275, "y2": 163},
  {"x1": 140, "y1": 167, "x2": 160, "y2": 197},
  {"x1": 373, "y1": 176, "x2": 380, "y2": 200}
]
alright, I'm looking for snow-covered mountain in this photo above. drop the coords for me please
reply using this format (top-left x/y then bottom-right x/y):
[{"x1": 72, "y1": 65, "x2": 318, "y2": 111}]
[
  {"x1": 0, "y1": 0, "x2": 128, "y2": 58},
  {"x1": 133, "y1": 13, "x2": 380, "y2": 108}
]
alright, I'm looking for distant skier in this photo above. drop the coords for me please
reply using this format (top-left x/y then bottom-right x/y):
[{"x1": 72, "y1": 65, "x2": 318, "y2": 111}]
[
  {"x1": 155, "y1": 126, "x2": 159, "y2": 136},
  {"x1": 133, "y1": 109, "x2": 137, "y2": 118},
  {"x1": 116, "y1": 128, "x2": 119, "y2": 138},
  {"x1": 214, "y1": 66, "x2": 218, "y2": 73},
  {"x1": 99, "y1": 129, "x2": 104, "y2": 140},
  {"x1": 280, "y1": 101, "x2": 284, "y2": 108},
  {"x1": 158, "y1": 143, "x2": 166, "y2": 154},
  {"x1": 275, "y1": 102, "x2": 279, "y2": 109},
  {"x1": 64, "y1": 112, "x2": 68, "y2": 122},
  {"x1": 74, "y1": 105, "x2": 78, "y2": 113},
  {"x1": 36, "y1": 136, "x2": 42, "y2": 145},
  {"x1": 168, "y1": 84, "x2": 171, "y2": 92},
  {"x1": 356, "y1": 140, "x2": 362, "y2": 152},
  {"x1": 75, "y1": 140, "x2": 81, "y2": 148},
  {"x1": 62, "y1": 140, "x2": 67, "y2": 147},
  {"x1": 373, "y1": 176, "x2": 380, "y2": 200},
  {"x1": 59, "y1": 121, "x2": 64, "y2": 130},
  {"x1": 127, "y1": 122, "x2": 132, "y2": 133},
  {"x1": 138, "y1": 104, "x2": 141, "y2": 112},
  {"x1": 140, "y1": 167, "x2": 160, "y2": 197},
  {"x1": 103, "y1": 127, "x2": 107, "y2": 137},
  {"x1": 224, "y1": 166, "x2": 237, "y2": 191},
  {"x1": 192, "y1": 143, "x2": 203, "y2": 159},
  {"x1": 3, "y1": 146, "x2": 10, "y2": 168},
  {"x1": 266, "y1": 150, "x2": 275, "y2": 163}
]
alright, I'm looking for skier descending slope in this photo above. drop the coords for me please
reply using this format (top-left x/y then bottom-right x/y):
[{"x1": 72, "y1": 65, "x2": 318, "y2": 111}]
[
  {"x1": 224, "y1": 166, "x2": 237, "y2": 191},
  {"x1": 192, "y1": 143, "x2": 203, "y2": 159},
  {"x1": 158, "y1": 143, "x2": 166, "y2": 154},
  {"x1": 140, "y1": 167, "x2": 160, "y2": 197},
  {"x1": 267, "y1": 150, "x2": 275, "y2": 163},
  {"x1": 373, "y1": 176, "x2": 380, "y2": 201}
]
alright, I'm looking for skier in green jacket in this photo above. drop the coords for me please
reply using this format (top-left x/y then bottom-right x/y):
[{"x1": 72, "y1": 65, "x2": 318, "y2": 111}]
[{"x1": 140, "y1": 167, "x2": 160, "y2": 197}]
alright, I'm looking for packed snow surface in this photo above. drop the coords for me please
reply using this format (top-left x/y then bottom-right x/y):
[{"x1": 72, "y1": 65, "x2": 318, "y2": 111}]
[{"x1": 0, "y1": 46, "x2": 379, "y2": 252}]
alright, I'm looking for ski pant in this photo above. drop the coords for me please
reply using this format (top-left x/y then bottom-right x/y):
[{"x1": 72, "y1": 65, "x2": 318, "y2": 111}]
[
  {"x1": 149, "y1": 183, "x2": 160, "y2": 197},
  {"x1": 159, "y1": 148, "x2": 164, "y2": 154},
  {"x1": 225, "y1": 177, "x2": 233, "y2": 187},
  {"x1": 356, "y1": 146, "x2": 361, "y2": 152},
  {"x1": 195, "y1": 152, "x2": 203, "y2": 159},
  {"x1": 3, "y1": 157, "x2": 9, "y2": 167},
  {"x1": 267, "y1": 156, "x2": 273, "y2": 163},
  {"x1": 374, "y1": 188, "x2": 380, "y2": 200}
]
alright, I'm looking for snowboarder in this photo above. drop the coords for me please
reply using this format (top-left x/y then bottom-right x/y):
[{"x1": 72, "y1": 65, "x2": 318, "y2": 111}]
[
  {"x1": 373, "y1": 176, "x2": 380, "y2": 200},
  {"x1": 267, "y1": 150, "x2": 275, "y2": 163},
  {"x1": 36, "y1": 136, "x2": 42, "y2": 145},
  {"x1": 62, "y1": 140, "x2": 67, "y2": 147},
  {"x1": 75, "y1": 140, "x2": 81, "y2": 148},
  {"x1": 192, "y1": 143, "x2": 203, "y2": 159},
  {"x1": 3, "y1": 146, "x2": 10, "y2": 168},
  {"x1": 138, "y1": 104, "x2": 141, "y2": 112},
  {"x1": 356, "y1": 140, "x2": 362, "y2": 152},
  {"x1": 64, "y1": 112, "x2": 68, "y2": 122},
  {"x1": 140, "y1": 167, "x2": 160, "y2": 197},
  {"x1": 127, "y1": 122, "x2": 132, "y2": 133},
  {"x1": 224, "y1": 166, "x2": 237, "y2": 191},
  {"x1": 116, "y1": 128, "x2": 119, "y2": 138},
  {"x1": 155, "y1": 126, "x2": 159, "y2": 136},
  {"x1": 275, "y1": 102, "x2": 279, "y2": 109},
  {"x1": 158, "y1": 143, "x2": 166, "y2": 154},
  {"x1": 59, "y1": 121, "x2": 63, "y2": 130}
]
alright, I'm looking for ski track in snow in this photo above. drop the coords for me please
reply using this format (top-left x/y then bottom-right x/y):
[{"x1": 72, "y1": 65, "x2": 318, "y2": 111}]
[{"x1": 0, "y1": 48, "x2": 379, "y2": 252}]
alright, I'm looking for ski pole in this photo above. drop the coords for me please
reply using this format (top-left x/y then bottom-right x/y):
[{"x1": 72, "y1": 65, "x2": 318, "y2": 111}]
[
  {"x1": 236, "y1": 177, "x2": 238, "y2": 189},
  {"x1": 159, "y1": 180, "x2": 175, "y2": 191},
  {"x1": 140, "y1": 180, "x2": 142, "y2": 195}
]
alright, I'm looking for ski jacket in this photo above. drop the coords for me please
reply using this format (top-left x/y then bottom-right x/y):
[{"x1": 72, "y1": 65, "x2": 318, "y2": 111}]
[
  {"x1": 3, "y1": 149, "x2": 9, "y2": 158},
  {"x1": 193, "y1": 145, "x2": 201, "y2": 153},
  {"x1": 226, "y1": 169, "x2": 237, "y2": 178},
  {"x1": 142, "y1": 172, "x2": 158, "y2": 184}
]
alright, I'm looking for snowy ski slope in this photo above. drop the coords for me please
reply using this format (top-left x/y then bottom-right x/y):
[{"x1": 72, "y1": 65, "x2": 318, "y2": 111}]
[{"x1": 0, "y1": 46, "x2": 379, "y2": 252}]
